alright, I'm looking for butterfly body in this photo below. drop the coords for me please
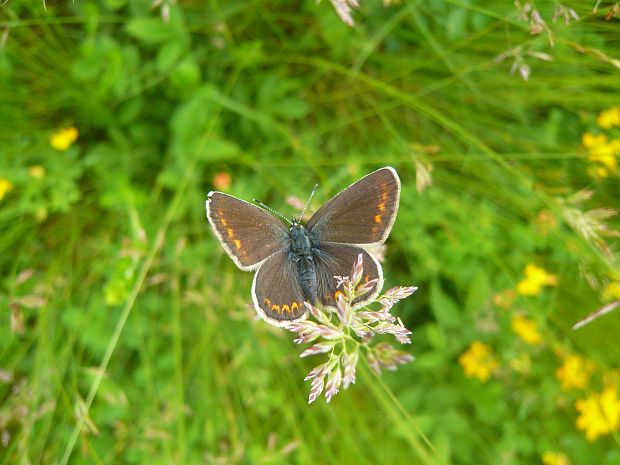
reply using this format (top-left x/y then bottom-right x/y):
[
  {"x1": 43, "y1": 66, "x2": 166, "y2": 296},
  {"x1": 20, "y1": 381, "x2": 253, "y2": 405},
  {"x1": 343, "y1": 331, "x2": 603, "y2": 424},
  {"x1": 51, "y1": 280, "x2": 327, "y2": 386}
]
[
  {"x1": 288, "y1": 222, "x2": 320, "y2": 304},
  {"x1": 206, "y1": 166, "x2": 401, "y2": 327}
]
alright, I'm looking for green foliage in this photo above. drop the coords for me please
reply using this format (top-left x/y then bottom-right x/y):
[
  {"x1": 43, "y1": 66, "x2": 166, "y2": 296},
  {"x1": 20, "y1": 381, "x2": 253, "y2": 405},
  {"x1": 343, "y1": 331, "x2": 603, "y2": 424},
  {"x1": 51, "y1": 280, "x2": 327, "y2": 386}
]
[{"x1": 1, "y1": 1, "x2": 619, "y2": 464}]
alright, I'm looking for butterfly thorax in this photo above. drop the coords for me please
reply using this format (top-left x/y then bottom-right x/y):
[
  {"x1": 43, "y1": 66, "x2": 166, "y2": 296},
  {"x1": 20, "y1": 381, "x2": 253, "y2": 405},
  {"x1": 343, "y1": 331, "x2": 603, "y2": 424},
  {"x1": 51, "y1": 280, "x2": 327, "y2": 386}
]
[{"x1": 288, "y1": 222, "x2": 318, "y2": 304}]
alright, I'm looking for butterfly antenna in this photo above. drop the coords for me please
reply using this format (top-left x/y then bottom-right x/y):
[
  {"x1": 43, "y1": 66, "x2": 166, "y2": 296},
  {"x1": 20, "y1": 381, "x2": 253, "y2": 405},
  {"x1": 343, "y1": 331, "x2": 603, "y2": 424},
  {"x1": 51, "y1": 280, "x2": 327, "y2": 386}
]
[
  {"x1": 253, "y1": 199, "x2": 293, "y2": 225},
  {"x1": 300, "y1": 184, "x2": 319, "y2": 218}
]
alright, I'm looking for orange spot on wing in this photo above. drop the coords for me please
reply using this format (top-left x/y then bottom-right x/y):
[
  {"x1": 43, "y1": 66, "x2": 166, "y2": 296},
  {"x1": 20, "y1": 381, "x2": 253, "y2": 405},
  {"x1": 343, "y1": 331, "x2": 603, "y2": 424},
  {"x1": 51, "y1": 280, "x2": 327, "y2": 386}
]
[
  {"x1": 264, "y1": 298, "x2": 272, "y2": 307},
  {"x1": 227, "y1": 228, "x2": 234, "y2": 238},
  {"x1": 365, "y1": 275, "x2": 370, "y2": 282},
  {"x1": 335, "y1": 290, "x2": 344, "y2": 299},
  {"x1": 381, "y1": 191, "x2": 388, "y2": 201},
  {"x1": 234, "y1": 239, "x2": 241, "y2": 249},
  {"x1": 217, "y1": 209, "x2": 229, "y2": 227},
  {"x1": 378, "y1": 202, "x2": 386, "y2": 212},
  {"x1": 374, "y1": 214, "x2": 382, "y2": 224},
  {"x1": 282, "y1": 304, "x2": 290, "y2": 314},
  {"x1": 272, "y1": 304, "x2": 281, "y2": 314},
  {"x1": 291, "y1": 302, "x2": 299, "y2": 311}
]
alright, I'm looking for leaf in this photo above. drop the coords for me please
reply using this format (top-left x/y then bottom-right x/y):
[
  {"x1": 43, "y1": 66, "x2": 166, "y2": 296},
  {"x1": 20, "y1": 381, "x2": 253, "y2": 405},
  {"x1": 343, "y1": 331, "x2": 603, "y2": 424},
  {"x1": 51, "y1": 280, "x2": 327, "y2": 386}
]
[
  {"x1": 446, "y1": 8, "x2": 468, "y2": 40},
  {"x1": 157, "y1": 41, "x2": 185, "y2": 72},
  {"x1": 430, "y1": 280, "x2": 462, "y2": 329},
  {"x1": 125, "y1": 18, "x2": 178, "y2": 45},
  {"x1": 464, "y1": 270, "x2": 491, "y2": 315}
]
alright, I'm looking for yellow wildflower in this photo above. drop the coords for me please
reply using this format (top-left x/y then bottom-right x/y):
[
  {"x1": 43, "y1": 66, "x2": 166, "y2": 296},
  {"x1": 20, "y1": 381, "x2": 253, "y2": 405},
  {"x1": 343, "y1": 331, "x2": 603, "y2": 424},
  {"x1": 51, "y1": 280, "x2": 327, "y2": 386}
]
[
  {"x1": 602, "y1": 282, "x2": 620, "y2": 301},
  {"x1": 458, "y1": 341, "x2": 499, "y2": 382},
  {"x1": 588, "y1": 140, "x2": 619, "y2": 170},
  {"x1": 0, "y1": 178, "x2": 13, "y2": 201},
  {"x1": 517, "y1": 264, "x2": 557, "y2": 296},
  {"x1": 582, "y1": 132, "x2": 607, "y2": 149},
  {"x1": 575, "y1": 383, "x2": 620, "y2": 441},
  {"x1": 586, "y1": 165, "x2": 609, "y2": 179},
  {"x1": 28, "y1": 165, "x2": 46, "y2": 179},
  {"x1": 596, "y1": 106, "x2": 620, "y2": 129},
  {"x1": 582, "y1": 132, "x2": 620, "y2": 177},
  {"x1": 50, "y1": 127, "x2": 79, "y2": 151},
  {"x1": 556, "y1": 354, "x2": 594, "y2": 391},
  {"x1": 511, "y1": 315, "x2": 543, "y2": 345},
  {"x1": 542, "y1": 451, "x2": 569, "y2": 465}
]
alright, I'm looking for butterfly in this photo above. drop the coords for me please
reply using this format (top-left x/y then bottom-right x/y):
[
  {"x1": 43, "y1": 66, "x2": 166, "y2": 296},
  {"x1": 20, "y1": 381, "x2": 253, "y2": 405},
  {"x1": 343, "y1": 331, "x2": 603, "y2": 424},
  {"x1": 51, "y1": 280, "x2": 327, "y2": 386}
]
[{"x1": 205, "y1": 166, "x2": 401, "y2": 327}]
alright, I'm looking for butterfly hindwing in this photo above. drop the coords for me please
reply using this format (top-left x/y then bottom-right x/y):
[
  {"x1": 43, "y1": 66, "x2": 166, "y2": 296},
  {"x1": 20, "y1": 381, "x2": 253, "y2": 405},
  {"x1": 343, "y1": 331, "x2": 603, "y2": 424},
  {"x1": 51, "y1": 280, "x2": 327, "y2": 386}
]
[
  {"x1": 252, "y1": 249, "x2": 308, "y2": 326},
  {"x1": 307, "y1": 167, "x2": 400, "y2": 245},
  {"x1": 206, "y1": 192, "x2": 288, "y2": 270},
  {"x1": 314, "y1": 243, "x2": 383, "y2": 308}
]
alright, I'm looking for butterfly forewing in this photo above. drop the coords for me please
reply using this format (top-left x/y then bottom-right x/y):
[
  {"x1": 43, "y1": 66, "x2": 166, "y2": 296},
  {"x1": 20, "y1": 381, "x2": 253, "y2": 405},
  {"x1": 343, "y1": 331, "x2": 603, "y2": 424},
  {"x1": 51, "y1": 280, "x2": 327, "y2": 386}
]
[
  {"x1": 252, "y1": 250, "x2": 307, "y2": 326},
  {"x1": 206, "y1": 192, "x2": 288, "y2": 270},
  {"x1": 314, "y1": 244, "x2": 383, "y2": 308},
  {"x1": 307, "y1": 167, "x2": 400, "y2": 245}
]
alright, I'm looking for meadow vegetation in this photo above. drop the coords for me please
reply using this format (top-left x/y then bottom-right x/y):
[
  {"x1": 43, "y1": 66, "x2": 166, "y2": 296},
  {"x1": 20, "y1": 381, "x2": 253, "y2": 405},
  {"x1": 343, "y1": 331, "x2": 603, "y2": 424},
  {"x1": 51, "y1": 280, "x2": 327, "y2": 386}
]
[{"x1": 1, "y1": 1, "x2": 619, "y2": 464}]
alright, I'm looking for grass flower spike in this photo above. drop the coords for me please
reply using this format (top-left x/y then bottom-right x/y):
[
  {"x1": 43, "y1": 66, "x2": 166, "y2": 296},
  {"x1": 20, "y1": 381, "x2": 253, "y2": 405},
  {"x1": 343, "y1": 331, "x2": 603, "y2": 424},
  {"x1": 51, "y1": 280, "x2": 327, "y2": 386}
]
[{"x1": 287, "y1": 254, "x2": 415, "y2": 404}]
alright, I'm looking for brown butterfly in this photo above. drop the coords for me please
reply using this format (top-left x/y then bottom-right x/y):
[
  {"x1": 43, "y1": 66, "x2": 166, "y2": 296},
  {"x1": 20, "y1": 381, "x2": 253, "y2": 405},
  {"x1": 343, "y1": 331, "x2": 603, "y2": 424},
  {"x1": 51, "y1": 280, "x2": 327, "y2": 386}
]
[{"x1": 206, "y1": 167, "x2": 401, "y2": 326}]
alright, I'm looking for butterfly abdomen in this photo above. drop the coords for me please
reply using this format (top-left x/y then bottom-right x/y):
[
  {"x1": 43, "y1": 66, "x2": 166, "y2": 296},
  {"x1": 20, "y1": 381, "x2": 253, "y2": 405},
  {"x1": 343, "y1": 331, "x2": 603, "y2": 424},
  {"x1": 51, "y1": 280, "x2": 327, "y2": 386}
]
[{"x1": 288, "y1": 223, "x2": 318, "y2": 304}]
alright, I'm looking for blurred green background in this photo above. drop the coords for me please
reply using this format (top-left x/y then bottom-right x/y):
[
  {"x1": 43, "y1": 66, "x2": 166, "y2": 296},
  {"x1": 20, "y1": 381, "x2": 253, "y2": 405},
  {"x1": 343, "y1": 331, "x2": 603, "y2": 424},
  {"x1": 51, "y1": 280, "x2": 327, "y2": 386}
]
[{"x1": 1, "y1": 0, "x2": 620, "y2": 464}]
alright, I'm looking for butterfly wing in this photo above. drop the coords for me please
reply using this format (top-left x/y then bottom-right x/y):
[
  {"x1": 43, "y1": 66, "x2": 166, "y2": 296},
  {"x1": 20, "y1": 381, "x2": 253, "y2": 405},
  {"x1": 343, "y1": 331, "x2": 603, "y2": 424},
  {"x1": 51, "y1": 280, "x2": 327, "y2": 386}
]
[
  {"x1": 206, "y1": 191, "x2": 288, "y2": 271},
  {"x1": 314, "y1": 243, "x2": 383, "y2": 308},
  {"x1": 307, "y1": 167, "x2": 400, "y2": 244},
  {"x1": 252, "y1": 249, "x2": 307, "y2": 326}
]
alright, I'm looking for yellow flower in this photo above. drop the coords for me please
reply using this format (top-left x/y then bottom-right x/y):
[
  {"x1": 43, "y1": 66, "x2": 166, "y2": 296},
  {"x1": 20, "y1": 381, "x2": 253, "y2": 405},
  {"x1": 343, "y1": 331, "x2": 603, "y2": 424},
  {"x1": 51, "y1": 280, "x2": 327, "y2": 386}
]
[
  {"x1": 588, "y1": 141, "x2": 618, "y2": 170},
  {"x1": 517, "y1": 264, "x2": 557, "y2": 296},
  {"x1": 28, "y1": 165, "x2": 46, "y2": 179},
  {"x1": 0, "y1": 178, "x2": 13, "y2": 201},
  {"x1": 582, "y1": 132, "x2": 607, "y2": 149},
  {"x1": 602, "y1": 282, "x2": 620, "y2": 301},
  {"x1": 582, "y1": 132, "x2": 620, "y2": 177},
  {"x1": 458, "y1": 341, "x2": 499, "y2": 382},
  {"x1": 50, "y1": 127, "x2": 79, "y2": 151},
  {"x1": 596, "y1": 106, "x2": 620, "y2": 129},
  {"x1": 511, "y1": 315, "x2": 543, "y2": 345},
  {"x1": 542, "y1": 451, "x2": 569, "y2": 465},
  {"x1": 575, "y1": 383, "x2": 620, "y2": 441},
  {"x1": 586, "y1": 165, "x2": 609, "y2": 179},
  {"x1": 556, "y1": 354, "x2": 594, "y2": 391}
]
